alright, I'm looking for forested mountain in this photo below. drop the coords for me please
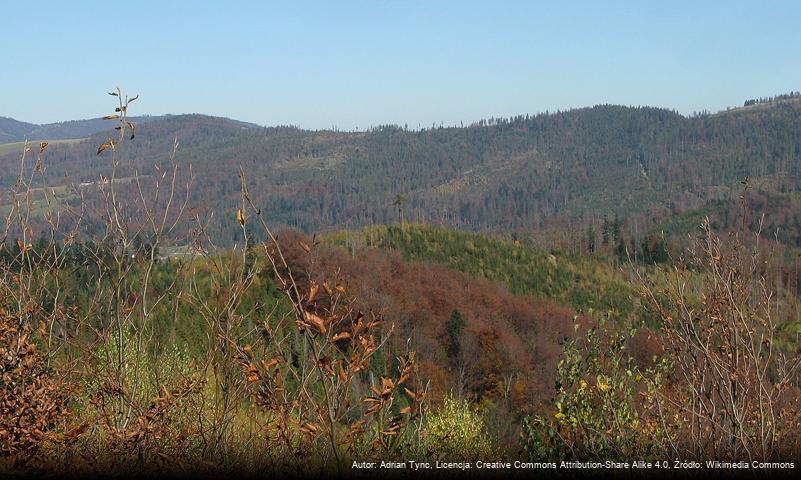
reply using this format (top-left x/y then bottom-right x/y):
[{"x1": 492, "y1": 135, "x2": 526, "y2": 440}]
[
  {"x1": 0, "y1": 117, "x2": 37, "y2": 143},
  {"x1": 0, "y1": 114, "x2": 226, "y2": 143},
  {"x1": 3, "y1": 96, "x2": 801, "y2": 245}
]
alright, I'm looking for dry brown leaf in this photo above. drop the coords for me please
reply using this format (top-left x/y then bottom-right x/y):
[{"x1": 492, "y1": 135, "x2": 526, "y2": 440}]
[
  {"x1": 96, "y1": 140, "x2": 113, "y2": 155},
  {"x1": 244, "y1": 364, "x2": 260, "y2": 383},
  {"x1": 331, "y1": 331, "x2": 351, "y2": 342},
  {"x1": 262, "y1": 357, "x2": 280, "y2": 370},
  {"x1": 299, "y1": 422, "x2": 319, "y2": 434},
  {"x1": 304, "y1": 311, "x2": 327, "y2": 334},
  {"x1": 308, "y1": 282, "x2": 319, "y2": 303}
]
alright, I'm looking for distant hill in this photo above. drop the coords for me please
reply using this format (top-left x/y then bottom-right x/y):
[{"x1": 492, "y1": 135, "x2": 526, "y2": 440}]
[
  {"x1": 713, "y1": 93, "x2": 801, "y2": 116},
  {"x1": 325, "y1": 223, "x2": 635, "y2": 317},
  {"x1": 0, "y1": 114, "x2": 259, "y2": 143},
  {"x1": 2, "y1": 95, "x2": 801, "y2": 246},
  {"x1": 0, "y1": 117, "x2": 37, "y2": 143}
]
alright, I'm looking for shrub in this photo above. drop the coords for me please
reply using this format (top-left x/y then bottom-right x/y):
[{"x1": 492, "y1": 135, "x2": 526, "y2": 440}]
[
  {"x1": 520, "y1": 319, "x2": 663, "y2": 461},
  {"x1": 422, "y1": 395, "x2": 492, "y2": 460},
  {"x1": 0, "y1": 307, "x2": 71, "y2": 469},
  {"x1": 639, "y1": 217, "x2": 801, "y2": 461}
]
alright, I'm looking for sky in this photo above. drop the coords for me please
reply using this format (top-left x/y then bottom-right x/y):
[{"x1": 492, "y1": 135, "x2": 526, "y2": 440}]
[{"x1": 2, "y1": 0, "x2": 800, "y2": 130}]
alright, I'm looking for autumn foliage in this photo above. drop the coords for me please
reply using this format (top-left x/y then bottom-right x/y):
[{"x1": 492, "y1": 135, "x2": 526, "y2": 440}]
[
  {"x1": 271, "y1": 229, "x2": 576, "y2": 411},
  {"x1": 0, "y1": 307, "x2": 71, "y2": 469},
  {"x1": 4, "y1": 90, "x2": 801, "y2": 476}
]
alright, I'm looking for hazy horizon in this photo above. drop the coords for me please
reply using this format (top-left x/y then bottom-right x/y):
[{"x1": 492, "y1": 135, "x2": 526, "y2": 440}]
[
  {"x1": 4, "y1": 0, "x2": 800, "y2": 130},
  {"x1": 3, "y1": 94, "x2": 790, "y2": 133}
]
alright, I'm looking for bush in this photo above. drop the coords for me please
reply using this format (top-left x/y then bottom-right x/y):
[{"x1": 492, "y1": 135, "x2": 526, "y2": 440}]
[
  {"x1": 422, "y1": 395, "x2": 492, "y2": 460},
  {"x1": 639, "y1": 218, "x2": 801, "y2": 460},
  {"x1": 521, "y1": 318, "x2": 664, "y2": 461},
  {"x1": 0, "y1": 307, "x2": 72, "y2": 469}
]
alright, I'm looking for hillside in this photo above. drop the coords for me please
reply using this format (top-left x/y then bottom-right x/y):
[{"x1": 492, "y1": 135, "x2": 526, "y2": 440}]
[
  {"x1": 3, "y1": 97, "x2": 801, "y2": 246},
  {"x1": 325, "y1": 224, "x2": 636, "y2": 318},
  {"x1": 0, "y1": 113, "x2": 259, "y2": 144},
  {"x1": 0, "y1": 115, "x2": 165, "y2": 143},
  {"x1": 651, "y1": 187, "x2": 801, "y2": 249},
  {"x1": 0, "y1": 117, "x2": 37, "y2": 143}
]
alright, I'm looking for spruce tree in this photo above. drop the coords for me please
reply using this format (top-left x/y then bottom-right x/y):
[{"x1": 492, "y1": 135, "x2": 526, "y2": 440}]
[{"x1": 445, "y1": 310, "x2": 466, "y2": 362}]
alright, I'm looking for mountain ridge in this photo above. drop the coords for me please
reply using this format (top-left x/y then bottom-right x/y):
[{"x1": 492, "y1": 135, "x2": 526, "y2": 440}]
[
  {"x1": 0, "y1": 114, "x2": 261, "y2": 144},
  {"x1": 2, "y1": 96, "x2": 801, "y2": 246},
  {"x1": 4, "y1": 90, "x2": 799, "y2": 142}
]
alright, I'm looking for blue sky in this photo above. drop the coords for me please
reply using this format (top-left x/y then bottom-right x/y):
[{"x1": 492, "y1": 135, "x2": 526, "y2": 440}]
[{"x1": 2, "y1": 0, "x2": 800, "y2": 129}]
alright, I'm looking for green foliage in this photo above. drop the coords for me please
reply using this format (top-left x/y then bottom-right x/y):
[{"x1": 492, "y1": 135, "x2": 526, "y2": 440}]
[
  {"x1": 87, "y1": 328, "x2": 195, "y2": 404},
  {"x1": 422, "y1": 395, "x2": 493, "y2": 460},
  {"x1": 327, "y1": 224, "x2": 636, "y2": 318},
  {"x1": 444, "y1": 310, "x2": 465, "y2": 362},
  {"x1": 640, "y1": 235, "x2": 669, "y2": 264},
  {"x1": 615, "y1": 237, "x2": 628, "y2": 263},
  {"x1": 521, "y1": 321, "x2": 665, "y2": 460},
  {"x1": 0, "y1": 239, "x2": 294, "y2": 359}
]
